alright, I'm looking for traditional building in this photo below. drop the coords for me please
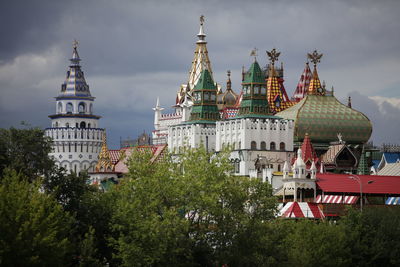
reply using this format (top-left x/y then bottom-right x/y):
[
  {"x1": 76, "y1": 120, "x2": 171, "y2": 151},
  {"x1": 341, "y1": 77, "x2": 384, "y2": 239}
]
[{"x1": 45, "y1": 41, "x2": 104, "y2": 173}]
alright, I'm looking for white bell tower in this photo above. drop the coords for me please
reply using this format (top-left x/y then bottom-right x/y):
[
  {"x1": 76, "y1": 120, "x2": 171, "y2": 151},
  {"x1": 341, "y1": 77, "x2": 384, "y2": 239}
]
[{"x1": 45, "y1": 40, "x2": 104, "y2": 173}]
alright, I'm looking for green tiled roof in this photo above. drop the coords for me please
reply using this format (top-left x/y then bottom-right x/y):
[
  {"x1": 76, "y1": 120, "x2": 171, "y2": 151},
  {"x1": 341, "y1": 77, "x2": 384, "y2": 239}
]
[
  {"x1": 276, "y1": 95, "x2": 372, "y2": 144},
  {"x1": 193, "y1": 69, "x2": 216, "y2": 90},
  {"x1": 243, "y1": 61, "x2": 265, "y2": 84}
]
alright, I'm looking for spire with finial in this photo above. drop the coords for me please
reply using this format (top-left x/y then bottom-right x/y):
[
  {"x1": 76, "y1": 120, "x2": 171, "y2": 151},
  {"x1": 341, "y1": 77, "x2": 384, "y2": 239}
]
[
  {"x1": 348, "y1": 96, "x2": 352, "y2": 108},
  {"x1": 197, "y1": 15, "x2": 206, "y2": 44},
  {"x1": 176, "y1": 15, "x2": 215, "y2": 105},
  {"x1": 226, "y1": 70, "x2": 232, "y2": 91},
  {"x1": 59, "y1": 40, "x2": 92, "y2": 97},
  {"x1": 307, "y1": 50, "x2": 324, "y2": 95},
  {"x1": 95, "y1": 132, "x2": 113, "y2": 172}
]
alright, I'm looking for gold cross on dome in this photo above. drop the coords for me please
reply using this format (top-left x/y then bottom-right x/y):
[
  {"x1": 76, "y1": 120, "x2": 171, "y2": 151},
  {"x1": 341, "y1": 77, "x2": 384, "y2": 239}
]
[
  {"x1": 308, "y1": 50, "x2": 323, "y2": 66},
  {"x1": 266, "y1": 48, "x2": 280, "y2": 65},
  {"x1": 73, "y1": 39, "x2": 79, "y2": 49}
]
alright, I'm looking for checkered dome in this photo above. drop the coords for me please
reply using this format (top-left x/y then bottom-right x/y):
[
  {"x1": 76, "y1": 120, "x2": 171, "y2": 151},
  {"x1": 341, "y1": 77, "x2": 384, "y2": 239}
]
[{"x1": 277, "y1": 95, "x2": 372, "y2": 144}]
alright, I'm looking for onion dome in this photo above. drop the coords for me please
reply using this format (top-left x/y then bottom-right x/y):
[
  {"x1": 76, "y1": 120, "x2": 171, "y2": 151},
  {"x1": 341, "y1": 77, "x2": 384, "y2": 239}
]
[
  {"x1": 276, "y1": 51, "x2": 372, "y2": 145},
  {"x1": 59, "y1": 40, "x2": 92, "y2": 98},
  {"x1": 189, "y1": 69, "x2": 220, "y2": 123},
  {"x1": 221, "y1": 70, "x2": 238, "y2": 108}
]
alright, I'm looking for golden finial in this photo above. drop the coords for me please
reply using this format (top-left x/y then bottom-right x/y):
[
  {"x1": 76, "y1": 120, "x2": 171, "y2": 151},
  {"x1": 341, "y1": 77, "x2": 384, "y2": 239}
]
[
  {"x1": 266, "y1": 48, "x2": 280, "y2": 66},
  {"x1": 226, "y1": 70, "x2": 231, "y2": 90},
  {"x1": 200, "y1": 15, "x2": 205, "y2": 25},
  {"x1": 307, "y1": 50, "x2": 323, "y2": 67},
  {"x1": 73, "y1": 39, "x2": 79, "y2": 49}
]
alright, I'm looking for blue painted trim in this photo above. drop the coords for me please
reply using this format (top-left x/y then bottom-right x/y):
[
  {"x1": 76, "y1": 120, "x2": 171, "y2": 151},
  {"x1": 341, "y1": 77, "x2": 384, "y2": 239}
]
[
  {"x1": 55, "y1": 96, "x2": 95, "y2": 101},
  {"x1": 48, "y1": 114, "x2": 101, "y2": 119}
]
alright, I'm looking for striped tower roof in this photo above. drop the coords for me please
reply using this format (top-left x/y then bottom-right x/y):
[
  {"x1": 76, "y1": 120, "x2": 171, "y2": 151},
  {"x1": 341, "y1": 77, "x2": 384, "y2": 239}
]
[
  {"x1": 292, "y1": 62, "x2": 313, "y2": 102},
  {"x1": 59, "y1": 40, "x2": 92, "y2": 99}
]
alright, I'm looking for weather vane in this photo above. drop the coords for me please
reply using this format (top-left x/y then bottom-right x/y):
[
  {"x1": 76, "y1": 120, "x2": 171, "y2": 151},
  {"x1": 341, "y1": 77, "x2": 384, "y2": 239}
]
[
  {"x1": 73, "y1": 39, "x2": 79, "y2": 49},
  {"x1": 266, "y1": 48, "x2": 280, "y2": 65},
  {"x1": 200, "y1": 15, "x2": 205, "y2": 25},
  {"x1": 250, "y1": 47, "x2": 258, "y2": 60},
  {"x1": 308, "y1": 50, "x2": 323, "y2": 66}
]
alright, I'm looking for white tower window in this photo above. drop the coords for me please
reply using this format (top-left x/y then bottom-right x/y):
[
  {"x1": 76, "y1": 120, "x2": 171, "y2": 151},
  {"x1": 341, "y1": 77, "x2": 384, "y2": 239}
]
[
  {"x1": 66, "y1": 103, "x2": 73, "y2": 114},
  {"x1": 78, "y1": 102, "x2": 86, "y2": 114},
  {"x1": 58, "y1": 102, "x2": 63, "y2": 113}
]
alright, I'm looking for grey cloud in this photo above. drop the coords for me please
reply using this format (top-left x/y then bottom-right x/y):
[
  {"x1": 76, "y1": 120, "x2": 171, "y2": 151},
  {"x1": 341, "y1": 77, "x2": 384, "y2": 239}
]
[{"x1": 1, "y1": 0, "x2": 400, "y2": 148}]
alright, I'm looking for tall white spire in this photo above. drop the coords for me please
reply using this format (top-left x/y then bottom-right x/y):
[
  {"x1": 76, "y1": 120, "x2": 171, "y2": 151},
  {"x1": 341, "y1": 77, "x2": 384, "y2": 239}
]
[{"x1": 197, "y1": 15, "x2": 206, "y2": 44}]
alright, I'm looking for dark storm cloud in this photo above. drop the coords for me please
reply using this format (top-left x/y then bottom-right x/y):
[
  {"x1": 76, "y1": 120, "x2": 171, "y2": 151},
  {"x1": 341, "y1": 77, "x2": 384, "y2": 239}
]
[{"x1": 1, "y1": 0, "x2": 400, "y2": 148}]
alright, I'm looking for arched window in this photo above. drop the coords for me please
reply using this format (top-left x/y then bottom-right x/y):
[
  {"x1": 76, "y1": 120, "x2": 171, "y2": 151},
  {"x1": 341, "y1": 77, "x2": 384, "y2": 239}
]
[
  {"x1": 78, "y1": 102, "x2": 86, "y2": 114},
  {"x1": 280, "y1": 142, "x2": 285, "y2": 151},
  {"x1": 88, "y1": 123, "x2": 91, "y2": 128},
  {"x1": 66, "y1": 123, "x2": 70, "y2": 128},
  {"x1": 58, "y1": 102, "x2": 63, "y2": 113},
  {"x1": 89, "y1": 103, "x2": 93, "y2": 114},
  {"x1": 80, "y1": 121, "x2": 86, "y2": 128},
  {"x1": 270, "y1": 142, "x2": 276, "y2": 151},
  {"x1": 66, "y1": 103, "x2": 73, "y2": 114},
  {"x1": 278, "y1": 164, "x2": 281, "y2": 172},
  {"x1": 261, "y1": 141, "x2": 266, "y2": 150},
  {"x1": 251, "y1": 141, "x2": 257, "y2": 150},
  {"x1": 55, "y1": 122, "x2": 58, "y2": 127}
]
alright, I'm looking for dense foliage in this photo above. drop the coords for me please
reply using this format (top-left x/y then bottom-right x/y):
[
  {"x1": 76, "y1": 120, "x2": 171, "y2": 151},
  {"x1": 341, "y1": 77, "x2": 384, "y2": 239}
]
[{"x1": 1, "y1": 127, "x2": 400, "y2": 266}]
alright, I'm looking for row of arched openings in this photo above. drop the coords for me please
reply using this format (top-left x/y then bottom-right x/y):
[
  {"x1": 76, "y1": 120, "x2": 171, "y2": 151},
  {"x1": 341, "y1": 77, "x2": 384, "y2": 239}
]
[
  {"x1": 251, "y1": 141, "x2": 285, "y2": 151},
  {"x1": 58, "y1": 102, "x2": 93, "y2": 114}
]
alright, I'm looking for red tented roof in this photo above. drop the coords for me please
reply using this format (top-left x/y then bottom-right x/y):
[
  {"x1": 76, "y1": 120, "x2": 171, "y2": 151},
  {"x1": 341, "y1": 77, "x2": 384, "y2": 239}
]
[
  {"x1": 279, "y1": 202, "x2": 325, "y2": 219},
  {"x1": 317, "y1": 173, "x2": 400, "y2": 195}
]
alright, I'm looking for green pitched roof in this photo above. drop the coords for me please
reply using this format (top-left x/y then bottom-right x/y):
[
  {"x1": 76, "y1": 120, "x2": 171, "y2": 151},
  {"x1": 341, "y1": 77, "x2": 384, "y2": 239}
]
[
  {"x1": 193, "y1": 69, "x2": 216, "y2": 90},
  {"x1": 276, "y1": 95, "x2": 372, "y2": 144},
  {"x1": 243, "y1": 60, "x2": 265, "y2": 84},
  {"x1": 357, "y1": 147, "x2": 370, "y2": 175}
]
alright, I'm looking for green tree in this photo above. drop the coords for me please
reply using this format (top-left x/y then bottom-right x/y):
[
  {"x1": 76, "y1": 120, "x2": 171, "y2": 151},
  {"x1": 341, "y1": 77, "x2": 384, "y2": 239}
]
[
  {"x1": 111, "y1": 146, "x2": 278, "y2": 266},
  {"x1": 0, "y1": 127, "x2": 54, "y2": 180},
  {"x1": 341, "y1": 207, "x2": 400, "y2": 266},
  {"x1": 284, "y1": 219, "x2": 348, "y2": 267},
  {"x1": 0, "y1": 169, "x2": 73, "y2": 266}
]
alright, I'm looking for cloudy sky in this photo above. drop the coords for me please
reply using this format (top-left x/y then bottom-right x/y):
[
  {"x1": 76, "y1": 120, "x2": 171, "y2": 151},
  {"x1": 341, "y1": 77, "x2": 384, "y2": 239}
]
[{"x1": 1, "y1": 0, "x2": 400, "y2": 148}]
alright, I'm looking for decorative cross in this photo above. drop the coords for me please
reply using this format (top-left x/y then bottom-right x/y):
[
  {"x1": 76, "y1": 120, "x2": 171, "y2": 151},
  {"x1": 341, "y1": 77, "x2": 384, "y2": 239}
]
[
  {"x1": 227, "y1": 70, "x2": 231, "y2": 78},
  {"x1": 307, "y1": 50, "x2": 323, "y2": 66},
  {"x1": 73, "y1": 39, "x2": 79, "y2": 49},
  {"x1": 266, "y1": 48, "x2": 280, "y2": 65},
  {"x1": 200, "y1": 15, "x2": 205, "y2": 25}
]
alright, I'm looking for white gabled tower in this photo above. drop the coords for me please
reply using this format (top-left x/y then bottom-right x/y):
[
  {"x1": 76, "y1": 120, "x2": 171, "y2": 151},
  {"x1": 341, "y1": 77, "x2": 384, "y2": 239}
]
[{"x1": 45, "y1": 40, "x2": 104, "y2": 173}]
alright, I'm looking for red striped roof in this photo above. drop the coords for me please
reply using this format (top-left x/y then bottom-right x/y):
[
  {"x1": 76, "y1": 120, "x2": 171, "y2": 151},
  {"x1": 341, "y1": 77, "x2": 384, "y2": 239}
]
[
  {"x1": 317, "y1": 173, "x2": 400, "y2": 195},
  {"x1": 279, "y1": 202, "x2": 324, "y2": 219}
]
